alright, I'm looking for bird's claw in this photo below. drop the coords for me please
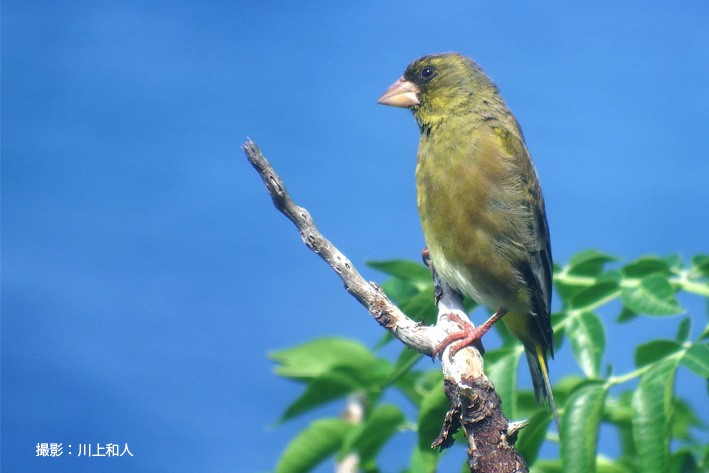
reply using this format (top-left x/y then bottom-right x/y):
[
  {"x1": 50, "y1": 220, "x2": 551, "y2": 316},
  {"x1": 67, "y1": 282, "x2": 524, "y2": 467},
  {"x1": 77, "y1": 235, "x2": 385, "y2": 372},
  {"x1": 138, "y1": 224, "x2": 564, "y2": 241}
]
[
  {"x1": 434, "y1": 313, "x2": 486, "y2": 359},
  {"x1": 434, "y1": 307, "x2": 509, "y2": 360}
]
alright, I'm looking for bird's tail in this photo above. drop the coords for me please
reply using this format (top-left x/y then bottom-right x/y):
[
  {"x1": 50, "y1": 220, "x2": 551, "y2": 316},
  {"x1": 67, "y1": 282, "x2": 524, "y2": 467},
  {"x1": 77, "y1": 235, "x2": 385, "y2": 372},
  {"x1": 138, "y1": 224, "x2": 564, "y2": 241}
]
[{"x1": 524, "y1": 344, "x2": 560, "y2": 430}]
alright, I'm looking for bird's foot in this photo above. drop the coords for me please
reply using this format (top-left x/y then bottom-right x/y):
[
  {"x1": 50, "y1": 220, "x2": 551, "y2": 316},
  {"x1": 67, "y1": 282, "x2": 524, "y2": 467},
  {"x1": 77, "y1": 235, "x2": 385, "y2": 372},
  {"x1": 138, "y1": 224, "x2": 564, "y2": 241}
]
[
  {"x1": 434, "y1": 307, "x2": 509, "y2": 360},
  {"x1": 421, "y1": 247, "x2": 431, "y2": 268}
]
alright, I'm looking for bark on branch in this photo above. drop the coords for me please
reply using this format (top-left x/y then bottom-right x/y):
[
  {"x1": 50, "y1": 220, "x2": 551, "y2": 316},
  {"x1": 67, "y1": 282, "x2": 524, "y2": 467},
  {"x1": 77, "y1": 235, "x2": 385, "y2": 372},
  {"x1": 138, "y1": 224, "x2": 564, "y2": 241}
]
[{"x1": 243, "y1": 139, "x2": 528, "y2": 473}]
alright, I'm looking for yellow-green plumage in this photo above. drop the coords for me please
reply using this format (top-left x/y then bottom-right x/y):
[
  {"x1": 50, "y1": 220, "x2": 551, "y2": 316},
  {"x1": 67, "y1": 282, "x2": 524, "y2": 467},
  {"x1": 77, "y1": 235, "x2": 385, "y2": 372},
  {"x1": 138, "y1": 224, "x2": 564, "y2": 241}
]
[{"x1": 379, "y1": 52, "x2": 557, "y2": 422}]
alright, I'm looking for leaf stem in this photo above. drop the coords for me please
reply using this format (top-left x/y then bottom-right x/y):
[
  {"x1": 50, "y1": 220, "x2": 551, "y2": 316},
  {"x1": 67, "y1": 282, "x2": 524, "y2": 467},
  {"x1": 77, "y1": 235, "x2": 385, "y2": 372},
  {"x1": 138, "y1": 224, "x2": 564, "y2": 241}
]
[
  {"x1": 605, "y1": 346, "x2": 688, "y2": 387},
  {"x1": 677, "y1": 275, "x2": 709, "y2": 297},
  {"x1": 555, "y1": 268, "x2": 709, "y2": 297}
]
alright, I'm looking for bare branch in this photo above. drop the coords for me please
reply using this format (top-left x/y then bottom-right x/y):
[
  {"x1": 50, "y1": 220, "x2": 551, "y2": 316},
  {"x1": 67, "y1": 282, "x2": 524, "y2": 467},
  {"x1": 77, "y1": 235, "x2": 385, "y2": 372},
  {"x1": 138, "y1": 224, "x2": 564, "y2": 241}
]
[
  {"x1": 243, "y1": 138, "x2": 443, "y2": 354},
  {"x1": 243, "y1": 139, "x2": 527, "y2": 473},
  {"x1": 336, "y1": 394, "x2": 365, "y2": 473}
]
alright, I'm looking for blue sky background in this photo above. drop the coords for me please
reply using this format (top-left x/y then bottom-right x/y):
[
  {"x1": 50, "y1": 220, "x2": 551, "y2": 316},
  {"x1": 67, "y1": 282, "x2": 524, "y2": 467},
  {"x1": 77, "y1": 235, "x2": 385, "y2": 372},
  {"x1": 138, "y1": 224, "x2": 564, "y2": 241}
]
[{"x1": 2, "y1": 2, "x2": 708, "y2": 472}]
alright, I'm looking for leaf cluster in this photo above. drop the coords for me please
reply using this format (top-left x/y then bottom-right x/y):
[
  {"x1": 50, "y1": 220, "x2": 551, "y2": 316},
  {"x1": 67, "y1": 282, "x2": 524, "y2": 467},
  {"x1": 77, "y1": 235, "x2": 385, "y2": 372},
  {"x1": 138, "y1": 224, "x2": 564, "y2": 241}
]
[{"x1": 271, "y1": 252, "x2": 709, "y2": 473}]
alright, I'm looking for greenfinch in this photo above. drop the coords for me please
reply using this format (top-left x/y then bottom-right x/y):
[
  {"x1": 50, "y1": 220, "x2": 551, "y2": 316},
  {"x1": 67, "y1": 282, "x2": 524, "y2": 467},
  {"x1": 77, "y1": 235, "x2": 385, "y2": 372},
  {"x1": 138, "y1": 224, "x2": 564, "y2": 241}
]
[{"x1": 378, "y1": 52, "x2": 558, "y2": 422}]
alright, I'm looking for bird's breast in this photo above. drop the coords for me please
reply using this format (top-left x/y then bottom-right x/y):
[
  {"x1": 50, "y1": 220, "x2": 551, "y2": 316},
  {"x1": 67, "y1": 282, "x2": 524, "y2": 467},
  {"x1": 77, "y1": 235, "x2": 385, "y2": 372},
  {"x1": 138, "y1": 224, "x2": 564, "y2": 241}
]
[{"x1": 415, "y1": 125, "x2": 530, "y2": 312}]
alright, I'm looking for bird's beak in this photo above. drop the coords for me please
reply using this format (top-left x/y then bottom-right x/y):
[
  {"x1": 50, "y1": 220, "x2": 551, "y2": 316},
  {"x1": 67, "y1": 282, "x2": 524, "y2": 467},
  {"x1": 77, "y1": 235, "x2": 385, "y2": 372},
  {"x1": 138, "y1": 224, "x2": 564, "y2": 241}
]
[{"x1": 377, "y1": 77, "x2": 420, "y2": 108}]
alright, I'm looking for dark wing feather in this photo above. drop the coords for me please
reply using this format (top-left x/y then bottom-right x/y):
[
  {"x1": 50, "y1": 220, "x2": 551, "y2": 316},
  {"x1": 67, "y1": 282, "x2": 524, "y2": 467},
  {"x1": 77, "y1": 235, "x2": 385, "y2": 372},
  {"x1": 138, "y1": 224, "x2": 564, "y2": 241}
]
[
  {"x1": 493, "y1": 123, "x2": 554, "y2": 354},
  {"x1": 519, "y1": 185, "x2": 554, "y2": 356},
  {"x1": 517, "y1": 142, "x2": 554, "y2": 357}
]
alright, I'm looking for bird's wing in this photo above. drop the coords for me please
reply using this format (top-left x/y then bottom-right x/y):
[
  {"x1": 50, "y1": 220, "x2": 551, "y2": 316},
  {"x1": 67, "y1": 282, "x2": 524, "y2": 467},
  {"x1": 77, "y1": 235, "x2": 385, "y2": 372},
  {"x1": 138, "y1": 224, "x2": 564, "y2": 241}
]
[
  {"x1": 522, "y1": 185, "x2": 554, "y2": 356},
  {"x1": 501, "y1": 127, "x2": 554, "y2": 355}
]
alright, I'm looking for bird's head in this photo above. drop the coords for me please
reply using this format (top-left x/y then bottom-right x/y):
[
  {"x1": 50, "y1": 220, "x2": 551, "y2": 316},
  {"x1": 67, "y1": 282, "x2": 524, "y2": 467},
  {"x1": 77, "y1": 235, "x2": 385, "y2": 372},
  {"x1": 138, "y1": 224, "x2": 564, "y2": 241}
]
[{"x1": 378, "y1": 52, "x2": 501, "y2": 130}]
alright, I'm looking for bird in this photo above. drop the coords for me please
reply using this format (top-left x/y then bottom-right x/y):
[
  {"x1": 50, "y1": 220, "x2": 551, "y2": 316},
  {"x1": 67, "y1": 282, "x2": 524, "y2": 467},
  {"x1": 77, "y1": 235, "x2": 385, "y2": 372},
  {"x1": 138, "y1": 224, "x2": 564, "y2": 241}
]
[{"x1": 378, "y1": 52, "x2": 558, "y2": 424}]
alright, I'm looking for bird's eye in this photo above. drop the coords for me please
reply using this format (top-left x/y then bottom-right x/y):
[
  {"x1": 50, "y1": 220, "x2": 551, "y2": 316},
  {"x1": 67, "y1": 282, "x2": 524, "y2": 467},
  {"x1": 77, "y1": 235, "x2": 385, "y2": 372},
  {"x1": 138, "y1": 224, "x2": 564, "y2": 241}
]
[{"x1": 420, "y1": 66, "x2": 435, "y2": 80}]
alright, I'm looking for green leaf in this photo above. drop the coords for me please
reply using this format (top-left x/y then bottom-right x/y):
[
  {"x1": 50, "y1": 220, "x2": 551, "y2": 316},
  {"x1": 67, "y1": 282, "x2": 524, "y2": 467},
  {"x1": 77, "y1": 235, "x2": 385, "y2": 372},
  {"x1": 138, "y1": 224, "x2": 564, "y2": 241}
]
[
  {"x1": 387, "y1": 346, "x2": 423, "y2": 387},
  {"x1": 631, "y1": 357, "x2": 681, "y2": 473},
  {"x1": 603, "y1": 392, "x2": 632, "y2": 425},
  {"x1": 615, "y1": 306, "x2": 638, "y2": 324},
  {"x1": 701, "y1": 323, "x2": 709, "y2": 341},
  {"x1": 670, "y1": 449, "x2": 698, "y2": 473},
  {"x1": 281, "y1": 370, "x2": 360, "y2": 421},
  {"x1": 391, "y1": 368, "x2": 423, "y2": 407},
  {"x1": 340, "y1": 404, "x2": 405, "y2": 464},
  {"x1": 670, "y1": 398, "x2": 703, "y2": 442},
  {"x1": 621, "y1": 255, "x2": 672, "y2": 279},
  {"x1": 516, "y1": 409, "x2": 553, "y2": 466},
  {"x1": 417, "y1": 378, "x2": 449, "y2": 450},
  {"x1": 282, "y1": 364, "x2": 390, "y2": 421},
  {"x1": 555, "y1": 281, "x2": 588, "y2": 305},
  {"x1": 567, "y1": 312, "x2": 606, "y2": 378},
  {"x1": 516, "y1": 389, "x2": 541, "y2": 417},
  {"x1": 271, "y1": 338, "x2": 384, "y2": 380},
  {"x1": 555, "y1": 268, "x2": 619, "y2": 306},
  {"x1": 550, "y1": 375, "x2": 587, "y2": 411},
  {"x1": 516, "y1": 376, "x2": 583, "y2": 420},
  {"x1": 568, "y1": 281, "x2": 621, "y2": 312},
  {"x1": 681, "y1": 342, "x2": 709, "y2": 378},
  {"x1": 398, "y1": 286, "x2": 437, "y2": 324},
  {"x1": 634, "y1": 340, "x2": 682, "y2": 369},
  {"x1": 598, "y1": 269, "x2": 622, "y2": 284},
  {"x1": 620, "y1": 274, "x2": 684, "y2": 316},
  {"x1": 692, "y1": 255, "x2": 709, "y2": 278},
  {"x1": 551, "y1": 311, "x2": 568, "y2": 352},
  {"x1": 484, "y1": 347, "x2": 522, "y2": 418},
  {"x1": 366, "y1": 259, "x2": 432, "y2": 282},
  {"x1": 566, "y1": 249, "x2": 620, "y2": 277},
  {"x1": 603, "y1": 392, "x2": 635, "y2": 458},
  {"x1": 275, "y1": 418, "x2": 350, "y2": 473},
  {"x1": 395, "y1": 369, "x2": 442, "y2": 409},
  {"x1": 380, "y1": 276, "x2": 419, "y2": 302},
  {"x1": 663, "y1": 254, "x2": 684, "y2": 272},
  {"x1": 675, "y1": 317, "x2": 691, "y2": 342},
  {"x1": 531, "y1": 459, "x2": 563, "y2": 473},
  {"x1": 596, "y1": 456, "x2": 635, "y2": 473},
  {"x1": 560, "y1": 382, "x2": 608, "y2": 473}
]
